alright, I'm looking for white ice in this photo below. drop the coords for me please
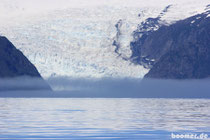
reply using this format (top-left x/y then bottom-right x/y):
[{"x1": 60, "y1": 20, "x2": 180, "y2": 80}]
[{"x1": 0, "y1": 0, "x2": 209, "y2": 79}]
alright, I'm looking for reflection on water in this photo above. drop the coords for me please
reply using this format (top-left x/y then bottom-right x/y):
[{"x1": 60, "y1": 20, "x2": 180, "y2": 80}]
[{"x1": 0, "y1": 98, "x2": 210, "y2": 139}]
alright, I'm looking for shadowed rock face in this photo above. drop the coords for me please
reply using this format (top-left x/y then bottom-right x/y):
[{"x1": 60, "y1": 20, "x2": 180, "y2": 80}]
[
  {"x1": 139, "y1": 11, "x2": 210, "y2": 79},
  {"x1": 130, "y1": 5, "x2": 172, "y2": 68},
  {"x1": 0, "y1": 36, "x2": 51, "y2": 90},
  {"x1": 0, "y1": 36, "x2": 41, "y2": 77}
]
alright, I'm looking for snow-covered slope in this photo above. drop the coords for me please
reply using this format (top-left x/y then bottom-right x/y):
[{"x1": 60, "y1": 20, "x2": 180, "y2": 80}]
[{"x1": 0, "y1": 0, "x2": 209, "y2": 79}]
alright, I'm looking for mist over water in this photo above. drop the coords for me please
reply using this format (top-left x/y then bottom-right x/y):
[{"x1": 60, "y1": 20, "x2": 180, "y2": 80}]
[
  {"x1": 0, "y1": 77, "x2": 210, "y2": 98},
  {"x1": 48, "y1": 77, "x2": 210, "y2": 98},
  {"x1": 0, "y1": 77, "x2": 51, "y2": 91}
]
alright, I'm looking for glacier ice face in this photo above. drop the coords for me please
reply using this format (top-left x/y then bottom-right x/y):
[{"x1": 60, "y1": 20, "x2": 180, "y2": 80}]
[
  {"x1": 1, "y1": 6, "x2": 152, "y2": 79},
  {"x1": 0, "y1": 0, "x2": 209, "y2": 79}
]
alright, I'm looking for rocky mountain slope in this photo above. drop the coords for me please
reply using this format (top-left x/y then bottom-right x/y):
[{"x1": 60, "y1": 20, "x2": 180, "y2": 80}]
[
  {"x1": 143, "y1": 11, "x2": 210, "y2": 79},
  {"x1": 0, "y1": 36, "x2": 51, "y2": 90},
  {"x1": 0, "y1": 36, "x2": 42, "y2": 77}
]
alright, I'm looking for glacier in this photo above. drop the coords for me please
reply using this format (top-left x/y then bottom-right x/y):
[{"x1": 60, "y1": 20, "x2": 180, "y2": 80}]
[{"x1": 0, "y1": 0, "x2": 209, "y2": 79}]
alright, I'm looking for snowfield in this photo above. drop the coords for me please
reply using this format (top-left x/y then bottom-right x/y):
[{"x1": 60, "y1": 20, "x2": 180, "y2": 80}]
[{"x1": 0, "y1": 0, "x2": 209, "y2": 78}]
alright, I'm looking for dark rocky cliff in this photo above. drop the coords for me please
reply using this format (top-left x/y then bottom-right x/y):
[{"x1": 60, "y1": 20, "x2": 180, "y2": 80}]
[
  {"x1": 0, "y1": 36, "x2": 51, "y2": 90},
  {"x1": 0, "y1": 36, "x2": 41, "y2": 77},
  {"x1": 130, "y1": 9, "x2": 210, "y2": 79},
  {"x1": 130, "y1": 5, "x2": 172, "y2": 68},
  {"x1": 144, "y1": 11, "x2": 210, "y2": 79}
]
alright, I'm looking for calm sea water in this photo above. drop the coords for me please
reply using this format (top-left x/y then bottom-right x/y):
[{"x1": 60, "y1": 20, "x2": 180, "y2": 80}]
[{"x1": 0, "y1": 98, "x2": 210, "y2": 140}]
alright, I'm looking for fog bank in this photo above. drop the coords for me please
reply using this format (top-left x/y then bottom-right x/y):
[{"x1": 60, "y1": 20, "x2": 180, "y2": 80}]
[
  {"x1": 0, "y1": 77, "x2": 210, "y2": 98},
  {"x1": 0, "y1": 77, "x2": 51, "y2": 91}
]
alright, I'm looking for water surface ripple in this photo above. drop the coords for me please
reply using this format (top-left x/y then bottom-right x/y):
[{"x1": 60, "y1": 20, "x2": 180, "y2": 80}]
[{"x1": 0, "y1": 98, "x2": 210, "y2": 139}]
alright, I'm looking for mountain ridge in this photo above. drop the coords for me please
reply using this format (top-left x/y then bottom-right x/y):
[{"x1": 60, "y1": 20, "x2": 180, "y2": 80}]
[
  {"x1": 0, "y1": 36, "x2": 51, "y2": 90},
  {"x1": 143, "y1": 11, "x2": 210, "y2": 79}
]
